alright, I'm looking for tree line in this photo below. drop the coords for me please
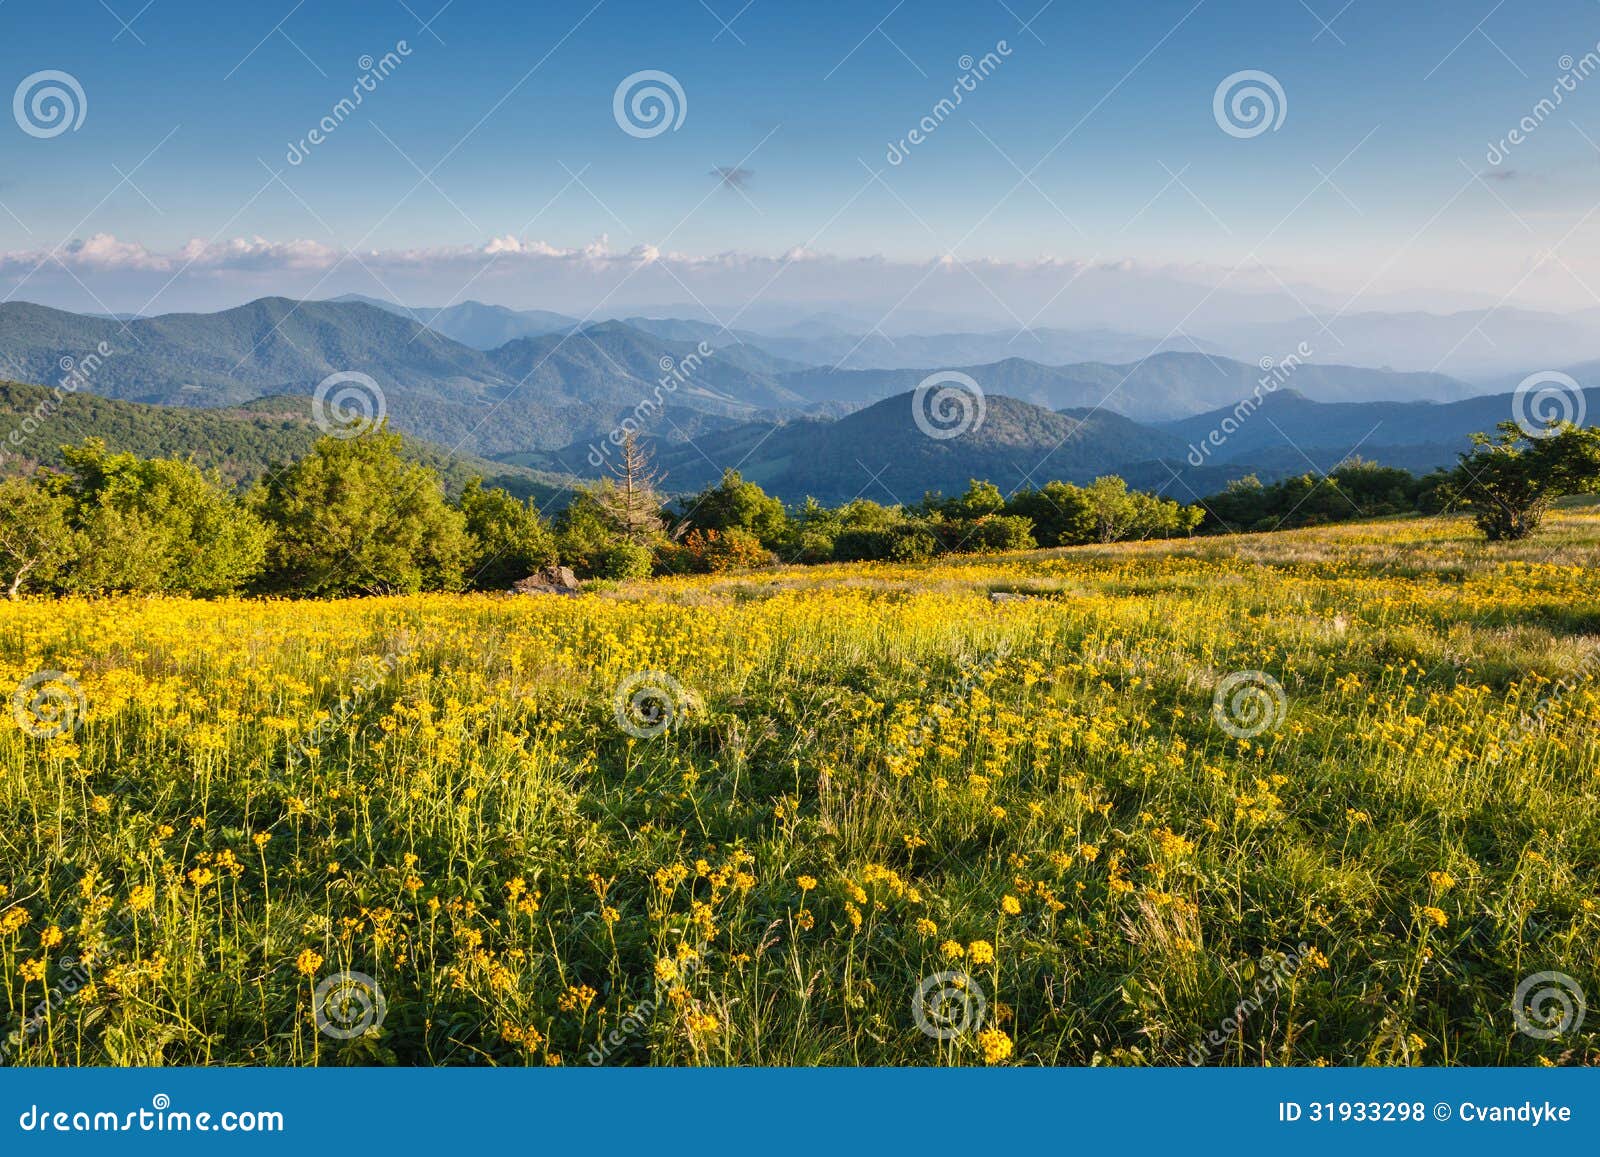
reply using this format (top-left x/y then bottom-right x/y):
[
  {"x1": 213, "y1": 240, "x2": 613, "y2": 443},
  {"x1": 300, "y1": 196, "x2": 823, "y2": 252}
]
[{"x1": 0, "y1": 419, "x2": 1595, "y2": 599}]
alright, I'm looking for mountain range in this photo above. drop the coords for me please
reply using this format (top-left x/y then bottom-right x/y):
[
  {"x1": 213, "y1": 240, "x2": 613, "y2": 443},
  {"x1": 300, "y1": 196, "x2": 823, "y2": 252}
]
[{"x1": 0, "y1": 294, "x2": 1591, "y2": 507}]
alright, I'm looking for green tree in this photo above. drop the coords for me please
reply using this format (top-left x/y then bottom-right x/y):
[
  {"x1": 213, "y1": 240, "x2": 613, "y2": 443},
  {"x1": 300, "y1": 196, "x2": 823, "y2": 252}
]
[
  {"x1": 0, "y1": 477, "x2": 79, "y2": 598},
  {"x1": 767, "y1": 497, "x2": 840, "y2": 563},
  {"x1": 931, "y1": 479, "x2": 1007, "y2": 520},
  {"x1": 1442, "y1": 421, "x2": 1600, "y2": 541},
  {"x1": 1082, "y1": 476, "x2": 1139, "y2": 544},
  {"x1": 458, "y1": 477, "x2": 558, "y2": 589},
  {"x1": 255, "y1": 429, "x2": 471, "y2": 595},
  {"x1": 55, "y1": 439, "x2": 268, "y2": 595},
  {"x1": 1005, "y1": 481, "x2": 1093, "y2": 546},
  {"x1": 676, "y1": 469, "x2": 790, "y2": 548}
]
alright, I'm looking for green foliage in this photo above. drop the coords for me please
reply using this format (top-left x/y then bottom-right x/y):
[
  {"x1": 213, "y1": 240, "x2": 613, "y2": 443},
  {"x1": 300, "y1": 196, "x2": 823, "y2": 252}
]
[
  {"x1": 1440, "y1": 422, "x2": 1600, "y2": 541},
  {"x1": 1004, "y1": 481, "x2": 1092, "y2": 547},
  {"x1": 0, "y1": 477, "x2": 79, "y2": 598},
  {"x1": 832, "y1": 523, "x2": 940, "y2": 563},
  {"x1": 1003, "y1": 478, "x2": 1200, "y2": 546},
  {"x1": 52, "y1": 439, "x2": 268, "y2": 595},
  {"x1": 674, "y1": 469, "x2": 790, "y2": 549},
  {"x1": 555, "y1": 491, "x2": 623, "y2": 578},
  {"x1": 950, "y1": 513, "x2": 1038, "y2": 553},
  {"x1": 458, "y1": 477, "x2": 557, "y2": 590},
  {"x1": 597, "y1": 541, "x2": 655, "y2": 580},
  {"x1": 1201, "y1": 460, "x2": 1424, "y2": 533},
  {"x1": 24, "y1": 419, "x2": 1584, "y2": 601},
  {"x1": 662, "y1": 527, "x2": 777, "y2": 574},
  {"x1": 254, "y1": 428, "x2": 472, "y2": 595},
  {"x1": 0, "y1": 381, "x2": 569, "y2": 504}
]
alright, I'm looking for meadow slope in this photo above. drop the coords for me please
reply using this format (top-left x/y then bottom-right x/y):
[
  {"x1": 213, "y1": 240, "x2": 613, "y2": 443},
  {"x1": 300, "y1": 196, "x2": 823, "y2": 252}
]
[{"x1": 2, "y1": 512, "x2": 1597, "y2": 1066}]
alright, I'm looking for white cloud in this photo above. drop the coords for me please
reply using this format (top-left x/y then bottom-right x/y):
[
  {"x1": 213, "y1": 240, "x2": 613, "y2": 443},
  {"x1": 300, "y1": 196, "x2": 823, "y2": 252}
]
[{"x1": 0, "y1": 232, "x2": 1511, "y2": 330}]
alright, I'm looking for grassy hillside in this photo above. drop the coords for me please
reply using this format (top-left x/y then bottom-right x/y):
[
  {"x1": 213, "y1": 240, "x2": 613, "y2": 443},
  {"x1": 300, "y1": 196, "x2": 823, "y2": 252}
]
[
  {"x1": 3, "y1": 510, "x2": 1595, "y2": 1065},
  {"x1": 0, "y1": 299, "x2": 814, "y2": 457},
  {"x1": 0, "y1": 381, "x2": 574, "y2": 504},
  {"x1": 0, "y1": 298, "x2": 497, "y2": 407}
]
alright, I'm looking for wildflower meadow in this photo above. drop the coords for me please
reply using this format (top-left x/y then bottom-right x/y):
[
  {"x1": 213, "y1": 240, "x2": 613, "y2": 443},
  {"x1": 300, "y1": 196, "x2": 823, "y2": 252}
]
[{"x1": 2, "y1": 509, "x2": 1596, "y2": 1066}]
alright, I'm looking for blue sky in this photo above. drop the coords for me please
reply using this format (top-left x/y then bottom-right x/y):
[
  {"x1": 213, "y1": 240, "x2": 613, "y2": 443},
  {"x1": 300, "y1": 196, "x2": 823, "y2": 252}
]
[{"x1": 5, "y1": 0, "x2": 1600, "y2": 320}]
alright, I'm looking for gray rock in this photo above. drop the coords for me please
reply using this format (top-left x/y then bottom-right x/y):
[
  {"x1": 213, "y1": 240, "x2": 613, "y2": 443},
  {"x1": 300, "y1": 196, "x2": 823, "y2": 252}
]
[{"x1": 512, "y1": 565, "x2": 582, "y2": 595}]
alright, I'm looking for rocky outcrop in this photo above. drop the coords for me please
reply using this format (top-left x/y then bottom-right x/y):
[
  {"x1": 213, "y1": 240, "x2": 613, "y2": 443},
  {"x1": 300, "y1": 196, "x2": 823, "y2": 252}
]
[{"x1": 512, "y1": 566, "x2": 581, "y2": 596}]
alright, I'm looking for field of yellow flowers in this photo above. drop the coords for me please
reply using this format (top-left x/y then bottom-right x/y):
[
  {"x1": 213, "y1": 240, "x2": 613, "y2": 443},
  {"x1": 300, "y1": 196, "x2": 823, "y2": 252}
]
[{"x1": 2, "y1": 508, "x2": 1597, "y2": 1066}]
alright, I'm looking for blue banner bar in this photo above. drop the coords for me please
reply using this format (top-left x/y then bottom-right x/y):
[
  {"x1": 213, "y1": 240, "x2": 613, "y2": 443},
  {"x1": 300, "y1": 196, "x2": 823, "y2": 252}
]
[{"x1": 1, "y1": 1069, "x2": 1593, "y2": 1154}]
